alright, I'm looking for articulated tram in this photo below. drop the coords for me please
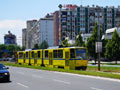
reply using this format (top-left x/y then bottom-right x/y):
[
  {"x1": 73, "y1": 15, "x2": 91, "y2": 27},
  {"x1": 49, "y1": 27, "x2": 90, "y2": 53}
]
[{"x1": 17, "y1": 47, "x2": 88, "y2": 70}]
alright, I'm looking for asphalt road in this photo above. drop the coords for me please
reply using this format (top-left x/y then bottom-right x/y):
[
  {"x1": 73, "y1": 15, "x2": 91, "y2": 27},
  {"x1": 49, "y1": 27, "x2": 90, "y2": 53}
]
[{"x1": 0, "y1": 66, "x2": 120, "y2": 90}]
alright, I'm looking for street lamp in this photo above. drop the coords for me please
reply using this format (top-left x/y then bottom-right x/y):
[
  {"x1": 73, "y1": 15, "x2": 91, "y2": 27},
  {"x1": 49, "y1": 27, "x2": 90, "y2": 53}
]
[
  {"x1": 58, "y1": 4, "x2": 62, "y2": 45},
  {"x1": 96, "y1": 8, "x2": 102, "y2": 71}
]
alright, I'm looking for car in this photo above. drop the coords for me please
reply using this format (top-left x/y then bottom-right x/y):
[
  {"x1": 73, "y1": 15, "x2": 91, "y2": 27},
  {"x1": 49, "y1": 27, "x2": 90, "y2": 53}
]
[{"x1": 0, "y1": 63, "x2": 10, "y2": 82}]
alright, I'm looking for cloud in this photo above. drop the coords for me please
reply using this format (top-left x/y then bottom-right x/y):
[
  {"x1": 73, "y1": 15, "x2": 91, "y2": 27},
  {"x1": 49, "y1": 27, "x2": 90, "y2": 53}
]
[{"x1": 0, "y1": 20, "x2": 26, "y2": 46}]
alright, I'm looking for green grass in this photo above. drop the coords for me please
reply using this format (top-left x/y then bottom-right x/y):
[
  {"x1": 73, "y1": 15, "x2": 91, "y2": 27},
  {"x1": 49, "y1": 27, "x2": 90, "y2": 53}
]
[
  {"x1": 1, "y1": 61, "x2": 120, "y2": 79},
  {"x1": 103, "y1": 63, "x2": 120, "y2": 65},
  {"x1": 87, "y1": 66, "x2": 120, "y2": 73}
]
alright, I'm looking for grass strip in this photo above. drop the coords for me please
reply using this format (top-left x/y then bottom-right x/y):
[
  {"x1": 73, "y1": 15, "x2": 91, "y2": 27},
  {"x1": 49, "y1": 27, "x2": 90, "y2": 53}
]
[
  {"x1": 1, "y1": 61, "x2": 120, "y2": 79},
  {"x1": 87, "y1": 66, "x2": 120, "y2": 72}
]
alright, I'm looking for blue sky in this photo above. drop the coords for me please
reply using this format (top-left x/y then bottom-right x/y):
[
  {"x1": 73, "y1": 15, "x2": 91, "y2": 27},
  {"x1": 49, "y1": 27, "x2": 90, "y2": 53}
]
[{"x1": 0, "y1": 0, "x2": 120, "y2": 46}]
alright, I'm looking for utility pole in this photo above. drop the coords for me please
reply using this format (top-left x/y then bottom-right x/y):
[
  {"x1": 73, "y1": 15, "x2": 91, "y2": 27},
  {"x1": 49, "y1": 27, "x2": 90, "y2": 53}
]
[
  {"x1": 97, "y1": 8, "x2": 102, "y2": 71},
  {"x1": 98, "y1": 25, "x2": 101, "y2": 71},
  {"x1": 58, "y1": 4, "x2": 62, "y2": 45}
]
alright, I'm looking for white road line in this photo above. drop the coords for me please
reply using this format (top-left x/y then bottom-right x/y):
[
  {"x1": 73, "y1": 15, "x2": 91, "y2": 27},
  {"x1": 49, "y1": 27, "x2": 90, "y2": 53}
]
[
  {"x1": 90, "y1": 87, "x2": 103, "y2": 90},
  {"x1": 53, "y1": 79, "x2": 71, "y2": 84},
  {"x1": 32, "y1": 75, "x2": 43, "y2": 78},
  {"x1": 16, "y1": 72, "x2": 24, "y2": 75},
  {"x1": 54, "y1": 72, "x2": 120, "y2": 83},
  {"x1": 17, "y1": 82, "x2": 29, "y2": 88}
]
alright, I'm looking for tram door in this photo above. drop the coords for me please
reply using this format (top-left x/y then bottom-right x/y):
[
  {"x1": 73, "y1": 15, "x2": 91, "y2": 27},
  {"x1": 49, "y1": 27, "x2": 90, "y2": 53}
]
[
  {"x1": 49, "y1": 52, "x2": 53, "y2": 65},
  {"x1": 65, "y1": 52, "x2": 69, "y2": 66},
  {"x1": 34, "y1": 53, "x2": 37, "y2": 64},
  {"x1": 23, "y1": 53, "x2": 25, "y2": 63}
]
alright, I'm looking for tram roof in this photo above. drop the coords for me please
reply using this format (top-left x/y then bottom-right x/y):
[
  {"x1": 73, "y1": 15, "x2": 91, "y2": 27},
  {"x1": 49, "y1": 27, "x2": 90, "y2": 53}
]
[{"x1": 47, "y1": 46, "x2": 86, "y2": 49}]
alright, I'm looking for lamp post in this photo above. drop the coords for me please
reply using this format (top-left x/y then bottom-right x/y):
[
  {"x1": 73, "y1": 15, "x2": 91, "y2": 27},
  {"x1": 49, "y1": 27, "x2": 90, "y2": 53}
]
[
  {"x1": 58, "y1": 4, "x2": 62, "y2": 45},
  {"x1": 96, "y1": 8, "x2": 102, "y2": 71}
]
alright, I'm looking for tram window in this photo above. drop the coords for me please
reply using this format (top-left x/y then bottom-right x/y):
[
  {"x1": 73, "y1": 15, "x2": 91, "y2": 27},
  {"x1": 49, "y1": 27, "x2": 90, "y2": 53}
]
[
  {"x1": 53, "y1": 50, "x2": 57, "y2": 58},
  {"x1": 65, "y1": 52, "x2": 69, "y2": 59},
  {"x1": 45, "y1": 51, "x2": 48, "y2": 58},
  {"x1": 26, "y1": 52, "x2": 28, "y2": 59},
  {"x1": 70, "y1": 49, "x2": 75, "y2": 58},
  {"x1": 38, "y1": 51, "x2": 40, "y2": 58},
  {"x1": 58, "y1": 50, "x2": 63, "y2": 58},
  {"x1": 19, "y1": 52, "x2": 23, "y2": 59},
  {"x1": 32, "y1": 51, "x2": 34, "y2": 58}
]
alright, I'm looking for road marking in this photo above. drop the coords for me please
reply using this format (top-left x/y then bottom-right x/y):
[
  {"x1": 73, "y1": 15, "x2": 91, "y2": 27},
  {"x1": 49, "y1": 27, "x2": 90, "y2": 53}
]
[
  {"x1": 32, "y1": 75, "x2": 43, "y2": 78},
  {"x1": 54, "y1": 72, "x2": 120, "y2": 83},
  {"x1": 16, "y1": 72, "x2": 24, "y2": 75},
  {"x1": 17, "y1": 82, "x2": 29, "y2": 88},
  {"x1": 53, "y1": 79, "x2": 71, "y2": 84},
  {"x1": 90, "y1": 87, "x2": 103, "y2": 90}
]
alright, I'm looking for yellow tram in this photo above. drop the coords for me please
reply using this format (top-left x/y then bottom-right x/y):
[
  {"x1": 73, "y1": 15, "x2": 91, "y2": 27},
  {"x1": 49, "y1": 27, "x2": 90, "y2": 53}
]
[{"x1": 17, "y1": 47, "x2": 88, "y2": 70}]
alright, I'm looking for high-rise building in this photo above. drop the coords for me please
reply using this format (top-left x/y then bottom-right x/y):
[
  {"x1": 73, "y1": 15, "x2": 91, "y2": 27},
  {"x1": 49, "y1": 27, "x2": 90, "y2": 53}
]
[
  {"x1": 4, "y1": 31, "x2": 16, "y2": 45},
  {"x1": 24, "y1": 14, "x2": 54, "y2": 49},
  {"x1": 26, "y1": 20, "x2": 38, "y2": 49},
  {"x1": 29, "y1": 20, "x2": 40, "y2": 49},
  {"x1": 22, "y1": 28, "x2": 27, "y2": 48},
  {"x1": 56, "y1": 4, "x2": 120, "y2": 44},
  {"x1": 54, "y1": 11, "x2": 59, "y2": 46},
  {"x1": 115, "y1": 6, "x2": 120, "y2": 27},
  {"x1": 40, "y1": 14, "x2": 54, "y2": 46}
]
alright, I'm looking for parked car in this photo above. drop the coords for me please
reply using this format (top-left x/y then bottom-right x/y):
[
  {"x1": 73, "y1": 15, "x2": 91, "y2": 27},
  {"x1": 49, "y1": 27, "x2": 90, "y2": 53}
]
[
  {"x1": 0, "y1": 63, "x2": 10, "y2": 82},
  {"x1": 2, "y1": 58, "x2": 9, "y2": 61}
]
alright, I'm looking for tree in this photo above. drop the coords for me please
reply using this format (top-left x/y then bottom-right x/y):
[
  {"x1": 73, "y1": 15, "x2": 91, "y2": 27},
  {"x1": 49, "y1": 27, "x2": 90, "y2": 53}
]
[
  {"x1": 75, "y1": 32, "x2": 84, "y2": 46},
  {"x1": 0, "y1": 44, "x2": 7, "y2": 58},
  {"x1": 0, "y1": 44, "x2": 22, "y2": 58},
  {"x1": 7, "y1": 45, "x2": 16, "y2": 57},
  {"x1": 16, "y1": 45, "x2": 22, "y2": 51},
  {"x1": 59, "y1": 39, "x2": 71, "y2": 47},
  {"x1": 105, "y1": 40, "x2": 112, "y2": 60},
  {"x1": 21, "y1": 46, "x2": 25, "y2": 51},
  {"x1": 111, "y1": 30, "x2": 120, "y2": 64},
  {"x1": 105, "y1": 30, "x2": 120, "y2": 64},
  {"x1": 86, "y1": 23, "x2": 102, "y2": 63},
  {"x1": 34, "y1": 44, "x2": 39, "y2": 49},
  {"x1": 39, "y1": 40, "x2": 49, "y2": 49},
  {"x1": 7, "y1": 45, "x2": 15, "y2": 52},
  {"x1": 101, "y1": 39, "x2": 108, "y2": 57}
]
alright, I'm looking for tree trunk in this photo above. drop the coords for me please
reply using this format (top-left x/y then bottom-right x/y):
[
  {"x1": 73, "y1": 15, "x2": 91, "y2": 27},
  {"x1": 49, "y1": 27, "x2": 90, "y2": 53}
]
[
  {"x1": 94, "y1": 59, "x2": 97, "y2": 64},
  {"x1": 115, "y1": 59, "x2": 117, "y2": 64}
]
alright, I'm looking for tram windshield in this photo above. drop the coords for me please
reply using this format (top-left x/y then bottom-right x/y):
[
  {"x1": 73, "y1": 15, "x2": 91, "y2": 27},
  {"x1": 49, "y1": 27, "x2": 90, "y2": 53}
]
[{"x1": 76, "y1": 49, "x2": 87, "y2": 60}]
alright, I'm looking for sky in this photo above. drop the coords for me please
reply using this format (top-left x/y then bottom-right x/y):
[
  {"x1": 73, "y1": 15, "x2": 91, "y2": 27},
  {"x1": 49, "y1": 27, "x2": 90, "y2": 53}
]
[{"x1": 0, "y1": 0, "x2": 120, "y2": 46}]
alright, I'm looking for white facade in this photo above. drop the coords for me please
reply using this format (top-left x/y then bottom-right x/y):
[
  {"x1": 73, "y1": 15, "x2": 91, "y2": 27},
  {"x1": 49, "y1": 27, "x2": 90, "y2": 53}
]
[
  {"x1": 81, "y1": 33, "x2": 92, "y2": 43},
  {"x1": 40, "y1": 18, "x2": 54, "y2": 46},
  {"x1": 105, "y1": 27, "x2": 120, "y2": 39}
]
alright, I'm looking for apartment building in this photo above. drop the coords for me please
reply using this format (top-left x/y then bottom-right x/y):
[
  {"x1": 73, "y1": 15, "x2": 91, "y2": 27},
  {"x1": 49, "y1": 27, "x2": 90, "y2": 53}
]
[
  {"x1": 40, "y1": 15, "x2": 54, "y2": 47},
  {"x1": 26, "y1": 20, "x2": 38, "y2": 49},
  {"x1": 57, "y1": 4, "x2": 120, "y2": 44},
  {"x1": 22, "y1": 14, "x2": 54, "y2": 49},
  {"x1": 22, "y1": 28, "x2": 27, "y2": 48},
  {"x1": 4, "y1": 31, "x2": 16, "y2": 45},
  {"x1": 54, "y1": 11, "x2": 59, "y2": 46},
  {"x1": 29, "y1": 20, "x2": 40, "y2": 49}
]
